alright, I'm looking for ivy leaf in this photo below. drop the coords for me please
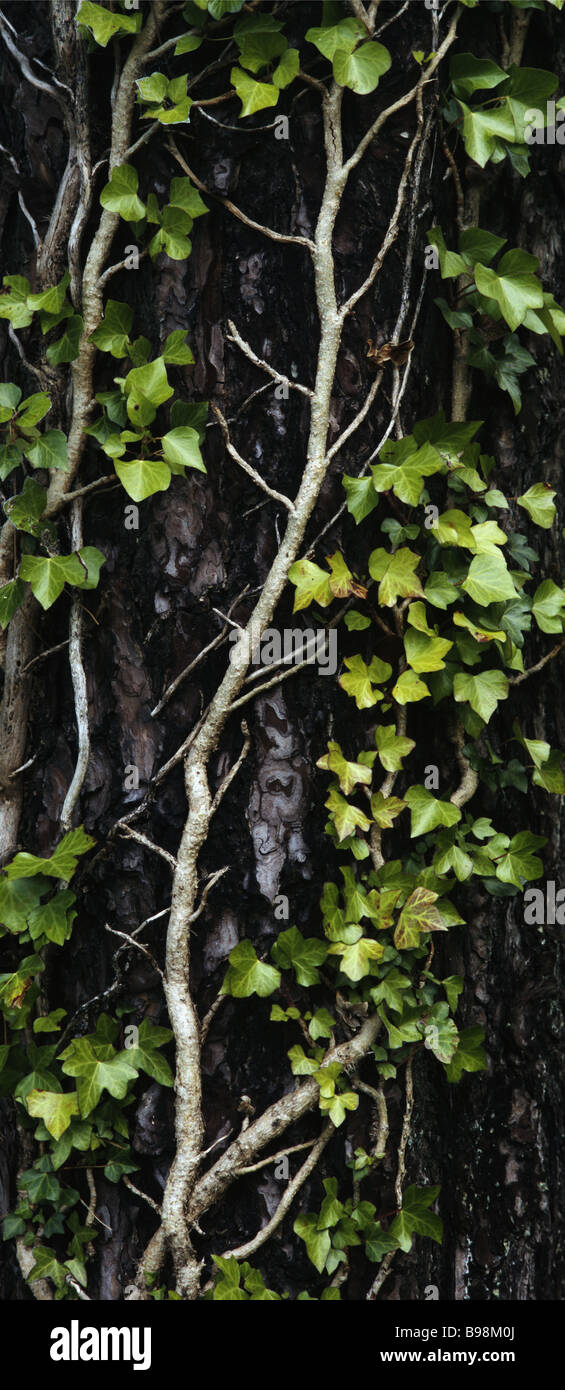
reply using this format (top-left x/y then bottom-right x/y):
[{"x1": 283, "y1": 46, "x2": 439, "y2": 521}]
[
  {"x1": 389, "y1": 1185, "x2": 442, "y2": 1252},
  {"x1": 474, "y1": 250, "x2": 544, "y2": 331},
  {"x1": 235, "y1": 16, "x2": 286, "y2": 73},
  {"x1": 453, "y1": 670, "x2": 509, "y2": 722},
  {"x1": 327, "y1": 936, "x2": 384, "y2": 981},
  {"x1": 230, "y1": 67, "x2": 278, "y2": 117},
  {"x1": 445, "y1": 1025, "x2": 487, "y2": 1082},
  {"x1": 368, "y1": 547, "x2": 424, "y2": 607},
  {"x1": 25, "y1": 429, "x2": 68, "y2": 471},
  {"x1": 426, "y1": 226, "x2": 467, "y2": 278},
  {"x1": 462, "y1": 550, "x2": 517, "y2": 605},
  {"x1": 77, "y1": 1, "x2": 141, "y2": 45},
  {"x1": 343, "y1": 474, "x2": 378, "y2": 522},
  {"x1": 449, "y1": 53, "x2": 506, "y2": 98},
  {"x1": 4, "y1": 480, "x2": 47, "y2": 536},
  {"x1": 339, "y1": 654, "x2": 390, "y2": 709},
  {"x1": 495, "y1": 830, "x2": 545, "y2": 886},
  {"x1": 100, "y1": 165, "x2": 146, "y2": 222},
  {"x1": 517, "y1": 483, "x2": 556, "y2": 529},
  {"x1": 46, "y1": 315, "x2": 83, "y2": 366},
  {"x1": 404, "y1": 787, "x2": 461, "y2": 837},
  {"x1": 161, "y1": 427, "x2": 206, "y2": 473},
  {"x1": 424, "y1": 572, "x2": 459, "y2": 609},
  {"x1": 305, "y1": 19, "x2": 364, "y2": 61},
  {"x1": 372, "y1": 441, "x2": 443, "y2": 506},
  {"x1": 0, "y1": 274, "x2": 33, "y2": 328},
  {"x1": 458, "y1": 100, "x2": 517, "y2": 167},
  {"x1": 370, "y1": 793, "x2": 406, "y2": 830},
  {"x1": 26, "y1": 1246, "x2": 66, "y2": 1289},
  {"x1": 126, "y1": 1020, "x2": 174, "y2": 1086},
  {"x1": 26, "y1": 1089, "x2": 79, "y2": 1140},
  {"x1": 19, "y1": 554, "x2": 89, "y2": 609},
  {"x1": 15, "y1": 391, "x2": 51, "y2": 429},
  {"x1": 271, "y1": 927, "x2": 328, "y2": 987},
  {"x1": 288, "y1": 558, "x2": 333, "y2": 612},
  {"x1": 169, "y1": 177, "x2": 208, "y2": 220},
  {"x1": 27, "y1": 890, "x2": 76, "y2": 945},
  {"x1": 316, "y1": 741, "x2": 372, "y2": 794},
  {"x1": 149, "y1": 205, "x2": 193, "y2": 260},
  {"x1": 123, "y1": 357, "x2": 173, "y2": 426},
  {"x1": 90, "y1": 300, "x2": 133, "y2": 357},
  {"x1": 5, "y1": 828, "x2": 94, "y2": 882},
  {"x1": 58, "y1": 1039, "x2": 139, "y2": 1117},
  {"x1": 391, "y1": 669, "x2": 430, "y2": 705},
  {"x1": 375, "y1": 725, "x2": 416, "y2": 772},
  {"x1": 33, "y1": 1010, "x2": 67, "y2": 1034},
  {"x1": 273, "y1": 48, "x2": 300, "y2": 89},
  {"x1": 27, "y1": 272, "x2": 70, "y2": 317},
  {"x1": 423, "y1": 1010, "x2": 460, "y2": 1064},
  {"x1": 162, "y1": 330, "x2": 195, "y2": 365},
  {"x1": 333, "y1": 41, "x2": 391, "y2": 95},
  {"x1": 0, "y1": 579, "x2": 26, "y2": 630},
  {"x1": 293, "y1": 1214, "x2": 331, "y2": 1273},
  {"x1": 220, "y1": 940, "x2": 281, "y2": 998},
  {"x1": 532, "y1": 579, "x2": 565, "y2": 633},
  {"x1": 394, "y1": 888, "x2": 447, "y2": 950},
  {"x1": 404, "y1": 629, "x2": 453, "y2": 673},
  {"x1": 114, "y1": 457, "x2": 171, "y2": 502},
  {"x1": 324, "y1": 787, "x2": 371, "y2": 842}
]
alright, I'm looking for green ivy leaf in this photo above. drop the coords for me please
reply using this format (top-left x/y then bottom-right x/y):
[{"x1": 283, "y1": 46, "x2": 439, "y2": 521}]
[
  {"x1": 389, "y1": 1185, "x2": 442, "y2": 1252},
  {"x1": 25, "y1": 429, "x2": 68, "y2": 471},
  {"x1": 169, "y1": 177, "x2": 208, "y2": 220},
  {"x1": 90, "y1": 300, "x2": 133, "y2": 357},
  {"x1": 517, "y1": 483, "x2": 556, "y2": 529},
  {"x1": 77, "y1": 0, "x2": 141, "y2": 45},
  {"x1": 149, "y1": 204, "x2": 193, "y2": 260},
  {"x1": 221, "y1": 940, "x2": 281, "y2": 997},
  {"x1": 532, "y1": 579, "x2": 565, "y2": 633},
  {"x1": 449, "y1": 53, "x2": 506, "y2": 98},
  {"x1": 126, "y1": 1020, "x2": 174, "y2": 1086},
  {"x1": 375, "y1": 724, "x2": 416, "y2": 772},
  {"x1": 404, "y1": 787, "x2": 461, "y2": 837},
  {"x1": 368, "y1": 547, "x2": 424, "y2": 607},
  {"x1": 271, "y1": 927, "x2": 328, "y2": 986},
  {"x1": 339, "y1": 654, "x2": 391, "y2": 709},
  {"x1": 333, "y1": 41, "x2": 391, "y2": 95},
  {"x1": 58, "y1": 1039, "x2": 139, "y2": 1117},
  {"x1": 161, "y1": 427, "x2": 206, "y2": 473},
  {"x1": 114, "y1": 457, "x2": 171, "y2": 502},
  {"x1": 305, "y1": 19, "x2": 364, "y2": 61},
  {"x1": 328, "y1": 935, "x2": 384, "y2": 982},
  {"x1": 0, "y1": 275, "x2": 33, "y2": 328},
  {"x1": 391, "y1": 669, "x2": 430, "y2": 705},
  {"x1": 394, "y1": 888, "x2": 447, "y2": 949},
  {"x1": 162, "y1": 330, "x2": 195, "y2": 365},
  {"x1": 0, "y1": 579, "x2": 26, "y2": 630},
  {"x1": 317, "y1": 741, "x2": 372, "y2": 794},
  {"x1": 474, "y1": 250, "x2": 544, "y2": 331},
  {"x1": 462, "y1": 550, "x2": 517, "y2": 605},
  {"x1": 26, "y1": 1089, "x2": 79, "y2": 1140},
  {"x1": 45, "y1": 315, "x2": 83, "y2": 366},
  {"x1": 288, "y1": 557, "x2": 333, "y2": 612},
  {"x1": 27, "y1": 890, "x2": 76, "y2": 945},
  {"x1": 324, "y1": 787, "x2": 371, "y2": 842},
  {"x1": 453, "y1": 669, "x2": 509, "y2": 722},
  {"x1": 293, "y1": 1214, "x2": 332, "y2": 1273},
  {"x1": 5, "y1": 828, "x2": 94, "y2": 882},
  {"x1": 343, "y1": 474, "x2": 378, "y2": 522},
  {"x1": 445, "y1": 1025, "x2": 486, "y2": 1082},
  {"x1": 494, "y1": 830, "x2": 545, "y2": 886},
  {"x1": 230, "y1": 67, "x2": 279, "y2": 117},
  {"x1": 100, "y1": 165, "x2": 146, "y2": 222}
]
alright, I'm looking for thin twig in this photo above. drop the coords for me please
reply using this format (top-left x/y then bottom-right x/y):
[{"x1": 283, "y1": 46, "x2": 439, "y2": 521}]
[
  {"x1": 508, "y1": 640, "x2": 565, "y2": 687},
  {"x1": 226, "y1": 320, "x2": 313, "y2": 398},
  {"x1": 210, "y1": 721, "x2": 250, "y2": 815},
  {"x1": 105, "y1": 923, "x2": 164, "y2": 982},
  {"x1": 61, "y1": 501, "x2": 90, "y2": 833},
  {"x1": 220, "y1": 1122, "x2": 334, "y2": 1262},
  {"x1": 211, "y1": 403, "x2": 295, "y2": 513},
  {"x1": 188, "y1": 865, "x2": 231, "y2": 926},
  {"x1": 123, "y1": 1176, "x2": 162, "y2": 1217},
  {"x1": 167, "y1": 136, "x2": 315, "y2": 252},
  {"x1": 119, "y1": 824, "x2": 178, "y2": 872}
]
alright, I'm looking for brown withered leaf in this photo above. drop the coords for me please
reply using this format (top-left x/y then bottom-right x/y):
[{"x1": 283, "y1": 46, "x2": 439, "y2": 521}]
[{"x1": 366, "y1": 337, "x2": 414, "y2": 367}]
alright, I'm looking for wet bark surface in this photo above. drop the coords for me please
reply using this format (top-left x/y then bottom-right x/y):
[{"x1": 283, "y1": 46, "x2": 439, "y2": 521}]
[{"x1": 0, "y1": 0, "x2": 564, "y2": 1301}]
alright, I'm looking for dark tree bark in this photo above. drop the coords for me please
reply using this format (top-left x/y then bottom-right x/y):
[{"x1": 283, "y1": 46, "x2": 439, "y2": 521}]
[{"x1": 0, "y1": 0, "x2": 564, "y2": 1303}]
